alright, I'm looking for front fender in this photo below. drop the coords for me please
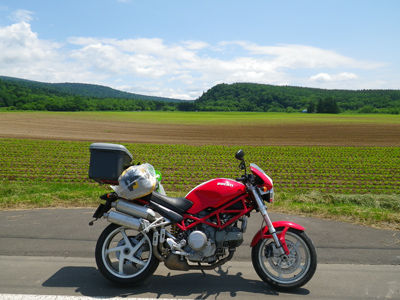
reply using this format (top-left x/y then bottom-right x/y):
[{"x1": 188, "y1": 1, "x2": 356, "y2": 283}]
[{"x1": 250, "y1": 221, "x2": 305, "y2": 248}]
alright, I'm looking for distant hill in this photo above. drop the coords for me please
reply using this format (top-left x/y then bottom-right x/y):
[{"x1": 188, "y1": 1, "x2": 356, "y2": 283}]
[
  {"x1": 0, "y1": 76, "x2": 188, "y2": 111},
  {"x1": 194, "y1": 83, "x2": 400, "y2": 113},
  {"x1": 1, "y1": 76, "x2": 399, "y2": 113},
  {"x1": 0, "y1": 76, "x2": 182, "y2": 102}
]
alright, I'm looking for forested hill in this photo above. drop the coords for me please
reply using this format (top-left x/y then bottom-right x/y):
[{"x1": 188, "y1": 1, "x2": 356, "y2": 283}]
[
  {"x1": 1, "y1": 76, "x2": 399, "y2": 113},
  {"x1": 0, "y1": 76, "x2": 181, "y2": 102},
  {"x1": 194, "y1": 83, "x2": 400, "y2": 113}
]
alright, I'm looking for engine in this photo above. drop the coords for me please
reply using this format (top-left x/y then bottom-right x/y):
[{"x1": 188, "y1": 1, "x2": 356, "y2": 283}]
[
  {"x1": 185, "y1": 230, "x2": 216, "y2": 262},
  {"x1": 171, "y1": 212, "x2": 248, "y2": 263}
]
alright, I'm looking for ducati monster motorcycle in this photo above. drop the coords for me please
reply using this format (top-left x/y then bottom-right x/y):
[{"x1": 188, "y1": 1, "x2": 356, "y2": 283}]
[{"x1": 90, "y1": 149, "x2": 317, "y2": 290}]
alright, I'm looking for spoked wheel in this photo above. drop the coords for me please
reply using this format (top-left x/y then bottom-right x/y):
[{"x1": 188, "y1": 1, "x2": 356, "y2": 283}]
[
  {"x1": 252, "y1": 228, "x2": 317, "y2": 290},
  {"x1": 95, "y1": 223, "x2": 159, "y2": 286}
]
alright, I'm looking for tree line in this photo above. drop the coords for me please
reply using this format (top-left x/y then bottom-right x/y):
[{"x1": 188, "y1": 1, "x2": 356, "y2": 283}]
[
  {"x1": 193, "y1": 83, "x2": 400, "y2": 114},
  {"x1": 0, "y1": 79, "x2": 178, "y2": 112},
  {"x1": 1, "y1": 79, "x2": 399, "y2": 114}
]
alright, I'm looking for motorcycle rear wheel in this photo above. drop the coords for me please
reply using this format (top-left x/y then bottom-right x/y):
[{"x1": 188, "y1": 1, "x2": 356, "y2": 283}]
[
  {"x1": 251, "y1": 227, "x2": 317, "y2": 290},
  {"x1": 95, "y1": 223, "x2": 159, "y2": 286}
]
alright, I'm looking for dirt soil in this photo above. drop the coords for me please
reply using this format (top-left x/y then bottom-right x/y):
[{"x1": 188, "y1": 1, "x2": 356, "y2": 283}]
[{"x1": 1, "y1": 113, "x2": 399, "y2": 146}]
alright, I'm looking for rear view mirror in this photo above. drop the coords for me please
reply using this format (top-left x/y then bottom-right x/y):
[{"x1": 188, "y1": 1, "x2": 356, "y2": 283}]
[{"x1": 235, "y1": 149, "x2": 245, "y2": 161}]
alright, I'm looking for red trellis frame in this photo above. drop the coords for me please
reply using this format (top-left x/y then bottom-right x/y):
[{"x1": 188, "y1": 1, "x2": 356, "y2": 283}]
[{"x1": 176, "y1": 194, "x2": 254, "y2": 231}]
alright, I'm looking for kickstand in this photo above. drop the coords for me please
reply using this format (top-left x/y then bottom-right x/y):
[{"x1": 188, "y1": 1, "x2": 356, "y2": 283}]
[
  {"x1": 88, "y1": 218, "x2": 98, "y2": 226},
  {"x1": 198, "y1": 263, "x2": 206, "y2": 276}
]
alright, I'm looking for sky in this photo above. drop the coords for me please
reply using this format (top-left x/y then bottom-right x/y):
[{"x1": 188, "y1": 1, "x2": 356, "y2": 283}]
[{"x1": 0, "y1": 1, "x2": 399, "y2": 100}]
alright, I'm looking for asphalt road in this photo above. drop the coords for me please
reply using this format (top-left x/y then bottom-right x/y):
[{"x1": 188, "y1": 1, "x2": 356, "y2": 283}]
[
  {"x1": 0, "y1": 208, "x2": 399, "y2": 299},
  {"x1": 1, "y1": 208, "x2": 399, "y2": 264}
]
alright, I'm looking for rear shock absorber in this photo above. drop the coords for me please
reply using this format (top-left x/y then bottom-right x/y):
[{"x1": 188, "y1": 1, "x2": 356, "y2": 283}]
[{"x1": 170, "y1": 224, "x2": 180, "y2": 237}]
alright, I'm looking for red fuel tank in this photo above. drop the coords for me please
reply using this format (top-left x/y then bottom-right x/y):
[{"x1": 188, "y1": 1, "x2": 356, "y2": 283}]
[{"x1": 185, "y1": 178, "x2": 246, "y2": 214}]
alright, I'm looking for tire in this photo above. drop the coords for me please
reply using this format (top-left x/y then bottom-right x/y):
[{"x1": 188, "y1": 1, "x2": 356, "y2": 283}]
[
  {"x1": 251, "y1": 227, "x2": 317, "y2": 290},
  {"x1": 95, "y1": 223, "x2": 159, "y2": 286}
]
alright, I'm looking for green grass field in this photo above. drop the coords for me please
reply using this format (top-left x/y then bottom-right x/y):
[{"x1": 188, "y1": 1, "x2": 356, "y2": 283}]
[
  {"x1": 1, "y1": 135, "x2": 399, "y2": 230},
  {"x1": 4, "y1": 110, "x2": 400, "y2": 125}
]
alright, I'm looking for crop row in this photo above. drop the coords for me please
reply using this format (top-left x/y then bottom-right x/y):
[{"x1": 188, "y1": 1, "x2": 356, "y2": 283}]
[{"x1": 1, "y1": 138, "x2": 399, "y2": 195}]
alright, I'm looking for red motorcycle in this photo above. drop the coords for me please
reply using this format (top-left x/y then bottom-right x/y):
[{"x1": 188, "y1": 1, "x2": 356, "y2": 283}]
[{"x1": 89, "y1": 145, "x2": 317, "y2": 290}]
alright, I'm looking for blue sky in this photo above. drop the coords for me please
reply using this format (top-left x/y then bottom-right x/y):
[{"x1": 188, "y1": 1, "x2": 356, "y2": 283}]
[{"x1": 0, "y1": 0, "x2": 399, "y2": 100}]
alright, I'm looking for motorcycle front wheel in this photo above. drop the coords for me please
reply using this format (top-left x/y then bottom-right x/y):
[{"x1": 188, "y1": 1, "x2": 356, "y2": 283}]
[
  {"x1": 251, "y1": 227, "x2": 317, "y2": 290},
  {"x1": 95, "y1": 223, "x2": 159, "y2": 286}
]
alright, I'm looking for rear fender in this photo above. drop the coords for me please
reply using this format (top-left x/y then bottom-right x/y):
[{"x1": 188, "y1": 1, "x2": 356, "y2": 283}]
[{"x1": 250, "y1": 221, "x2": 305, "y2": 254}]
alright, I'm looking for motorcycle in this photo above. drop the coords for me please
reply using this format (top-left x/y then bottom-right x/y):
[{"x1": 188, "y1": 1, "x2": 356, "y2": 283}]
[{"x1": 89, "y1": 148, "x2": 317, "y2": 290}]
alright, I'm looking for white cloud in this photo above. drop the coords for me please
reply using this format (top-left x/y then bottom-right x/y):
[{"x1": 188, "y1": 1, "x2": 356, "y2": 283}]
[
  {"x1": 0, "y1": 20, "x2": 386, "y2": 99},
  {"x1": 9, "y1": 9, "x2": 35, "y2": 23},
  {"x1": 0, "y1": 22, "x2": 59, "y2": 64},
  {"x1": 219, "y1": 41, "x2": 384, "y2": 70},
  {"x1": 0, "y1": 22, "x2": 105, "y2": 83},
  {"x1": 310, "y1": 72, "x2": 359, "y2": 83},
  {"x1": 181, "y1": 40, "x2": 209, "y2": 50}
]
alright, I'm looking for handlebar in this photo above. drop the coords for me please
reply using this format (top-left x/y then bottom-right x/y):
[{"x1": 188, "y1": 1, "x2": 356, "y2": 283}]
[
  {"x1": 236, "y1": 174, "x2": 254, "y2": 184},
  {"x1": 236, "y1": 176, "x2": 247, "y2": 182},
  {"x1": 236, "y1": 172, "x2": 257, "y2": 185}
]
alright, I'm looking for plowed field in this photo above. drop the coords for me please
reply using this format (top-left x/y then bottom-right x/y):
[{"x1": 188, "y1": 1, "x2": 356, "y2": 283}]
[{"x1": 1, "y1": 112, "x2": 399, "y2": 146}]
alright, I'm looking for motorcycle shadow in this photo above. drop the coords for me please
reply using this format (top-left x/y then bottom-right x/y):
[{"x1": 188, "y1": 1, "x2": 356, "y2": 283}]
[{"x1": 42, "y1": 265, "x2": 310, "y2": 299}]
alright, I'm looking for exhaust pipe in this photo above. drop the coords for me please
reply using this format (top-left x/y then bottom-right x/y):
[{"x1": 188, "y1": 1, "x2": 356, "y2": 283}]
[
  {"x1": 104, "y1": 211, "x2": 143, "y2": 230},
  {"x1": 112, "y1": 200, "x2": 156, "y2": 221}
]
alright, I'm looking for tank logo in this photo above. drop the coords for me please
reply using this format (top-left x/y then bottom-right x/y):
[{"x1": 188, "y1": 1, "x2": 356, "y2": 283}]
[{"x1": 217, "y1": 182, "x2": 234, "y2": 188}]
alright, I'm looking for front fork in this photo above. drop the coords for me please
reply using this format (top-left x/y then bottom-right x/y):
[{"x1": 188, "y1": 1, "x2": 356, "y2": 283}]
[{"x1": 248, "y1": 185, "x2": 289, "y2": 256}]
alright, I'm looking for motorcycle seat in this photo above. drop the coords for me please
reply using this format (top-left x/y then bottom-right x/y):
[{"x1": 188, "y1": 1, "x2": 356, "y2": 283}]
[{"x1": 150, "y1": 192, "x2": 193, "y2": 214}]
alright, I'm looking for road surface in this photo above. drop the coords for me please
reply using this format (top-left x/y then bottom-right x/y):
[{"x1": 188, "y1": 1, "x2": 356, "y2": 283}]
[{"x1": 0, "y1": 208, "x2": 399, "y2": 299}]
